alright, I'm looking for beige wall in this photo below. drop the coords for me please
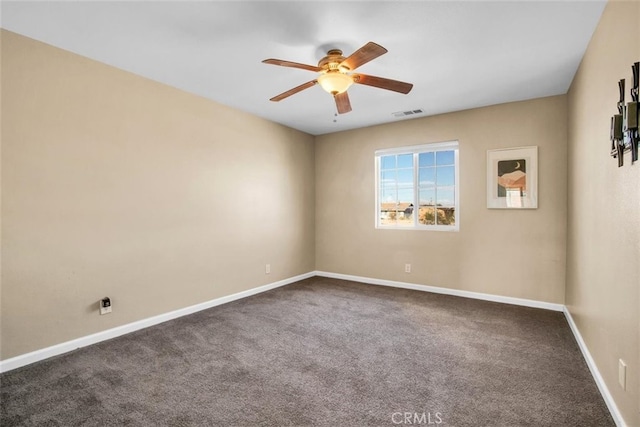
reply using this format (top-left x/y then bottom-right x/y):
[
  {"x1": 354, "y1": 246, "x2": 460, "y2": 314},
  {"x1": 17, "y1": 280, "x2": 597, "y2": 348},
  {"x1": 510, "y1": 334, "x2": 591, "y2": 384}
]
[
  {"x1": 316, "y1": 96, "x2": 568, "y2": 304},
  {"x1": 566, "y1": 1, "x2": 640, "y2": 425},
  {"x1": 0, "y1": 30, "x2": 315, "y2": 359}
]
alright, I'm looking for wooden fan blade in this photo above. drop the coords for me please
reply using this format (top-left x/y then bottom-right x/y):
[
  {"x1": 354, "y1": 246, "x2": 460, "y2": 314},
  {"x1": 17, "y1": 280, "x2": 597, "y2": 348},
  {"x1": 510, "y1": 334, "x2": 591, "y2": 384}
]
[
  {"x1": 335, "y1": 92, "x2": 352, "y2": 114},
  {"x1": 270, "y1": 80, "x2": 317, "y2": 102},
  {"x1": 262, "y1": 59, "x2": 322, "y2": 72},
  {"x1": 353, "y1": 73, "x2": 413, "y2": 94},
  {"x1": 340, "y1": 42, "x2": 388, "y2": 71}
]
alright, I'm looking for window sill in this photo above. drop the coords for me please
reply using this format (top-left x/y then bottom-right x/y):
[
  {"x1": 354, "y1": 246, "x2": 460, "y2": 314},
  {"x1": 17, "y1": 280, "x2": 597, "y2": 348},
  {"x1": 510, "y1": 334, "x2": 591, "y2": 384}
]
[{"x1": 375, "y1": 225, "x2": 459, "y2": 232}]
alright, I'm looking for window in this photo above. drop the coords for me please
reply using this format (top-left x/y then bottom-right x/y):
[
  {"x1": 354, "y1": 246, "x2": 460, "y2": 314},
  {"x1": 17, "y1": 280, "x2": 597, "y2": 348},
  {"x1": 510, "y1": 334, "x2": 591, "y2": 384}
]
[{"x1": 375, "y1": 141, "x2": 459, "y2": 231}]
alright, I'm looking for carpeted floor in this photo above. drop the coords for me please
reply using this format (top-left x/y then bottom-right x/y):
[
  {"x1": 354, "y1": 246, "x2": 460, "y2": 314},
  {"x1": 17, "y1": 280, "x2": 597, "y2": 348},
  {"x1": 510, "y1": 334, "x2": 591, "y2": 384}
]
[{"x1": 1, "y1": 277, "x2": 614, "y2": 426}]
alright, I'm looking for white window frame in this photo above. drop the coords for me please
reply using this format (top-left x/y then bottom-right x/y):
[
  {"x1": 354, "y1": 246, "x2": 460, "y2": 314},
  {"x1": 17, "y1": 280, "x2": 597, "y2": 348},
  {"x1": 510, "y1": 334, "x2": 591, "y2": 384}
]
[{"x1": 375, "y1": 140, "x2": 459, "y2": 231}]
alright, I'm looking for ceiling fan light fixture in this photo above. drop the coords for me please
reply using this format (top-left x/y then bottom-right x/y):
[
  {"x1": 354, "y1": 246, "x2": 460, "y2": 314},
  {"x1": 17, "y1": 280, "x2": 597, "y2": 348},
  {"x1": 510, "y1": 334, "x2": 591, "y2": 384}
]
[
  {"x1": 264, "y1": 42, "x2": 412, "y2": 113},
  {"x1": 318, "y1": 71, "x2": 353, "y2": 95}
]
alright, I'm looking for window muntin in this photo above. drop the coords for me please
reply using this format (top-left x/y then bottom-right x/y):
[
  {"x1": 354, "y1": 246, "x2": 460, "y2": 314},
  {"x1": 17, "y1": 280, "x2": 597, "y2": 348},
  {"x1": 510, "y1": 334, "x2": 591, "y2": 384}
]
[{"x1": 376, "y1": 142, "x2": 459, "y2": 231}]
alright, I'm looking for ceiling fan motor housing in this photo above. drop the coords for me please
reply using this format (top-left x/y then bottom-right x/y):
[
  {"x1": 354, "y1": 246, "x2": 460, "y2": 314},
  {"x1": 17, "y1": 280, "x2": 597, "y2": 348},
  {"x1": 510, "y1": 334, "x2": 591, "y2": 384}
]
[{"x1": 318, "y1": 49, "x2": 348, "y2": 72}]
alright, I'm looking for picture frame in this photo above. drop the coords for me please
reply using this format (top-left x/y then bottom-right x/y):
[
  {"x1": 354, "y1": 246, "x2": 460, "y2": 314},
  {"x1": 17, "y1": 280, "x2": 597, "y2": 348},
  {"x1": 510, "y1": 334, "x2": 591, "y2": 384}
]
[{"x1": 487, "y1": 146, "x2": 538, "y2": 209}]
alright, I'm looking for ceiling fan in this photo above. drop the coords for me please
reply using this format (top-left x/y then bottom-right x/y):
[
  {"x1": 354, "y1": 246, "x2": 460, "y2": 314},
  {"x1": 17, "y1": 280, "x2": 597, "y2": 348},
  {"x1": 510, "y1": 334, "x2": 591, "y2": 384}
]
[{"x1": 262, "y1": 42, "x2": 413, "y2": 114}]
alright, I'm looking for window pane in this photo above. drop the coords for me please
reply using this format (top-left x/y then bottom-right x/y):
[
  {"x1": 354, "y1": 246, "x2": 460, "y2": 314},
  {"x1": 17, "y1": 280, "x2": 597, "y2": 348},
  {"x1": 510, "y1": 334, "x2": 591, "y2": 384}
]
[
  {"x1": 436, "y1": 166, "x2": 455, "y2": 186},
  {"x1": 381, "y1": 170, "x2": 396, "y2": 185},
  {"x1": 397, "y1": 168, "x2": 413, "y2": 186},
  {"x1": 396, "y1": 202, "x2": 414, "y2": 227},
  {"x1": 381, "y1": 155, "x2": 396, "y2": 170},
  {"x1": 397, "y1": 188, "x2": 413, "y2": 204},
  {"x1": 419, "y1": 167, "x2": 436, "y2": 187},
  {"x1": 379, "y1": 202, "x2": 397, "y2": 226},
  {"x1": 436, "y1": 150, "x2": 455, "y2": 166},
  {"x1": 419, "y1": 188, "x2": 435, "y2": 206},
  {"x1": 380, "y1": 186, "x2": 397, "y2": 202},
  {"x1": 419, "y1": 206, "x2": 456, "y2": 226},
  {"x1": 419, "y1": 206, "x2": 435, "y2": 225},
  {"x1": 438, "y1": 207, "x2": 456, "y2": 226},
  {"x1": 419, "y1": 152, "x2": 434, "y2": 167},
  {"x1": 397, "y1": 153, "x2": 413, "y2": 168},
  {"x1": 436, "y1": 187, "x2": 455, "y2": 206}
]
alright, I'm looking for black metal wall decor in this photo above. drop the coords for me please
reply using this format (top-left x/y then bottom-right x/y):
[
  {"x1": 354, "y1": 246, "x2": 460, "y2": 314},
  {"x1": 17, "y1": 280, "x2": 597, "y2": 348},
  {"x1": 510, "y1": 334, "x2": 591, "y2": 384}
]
[{"x1": 610, "y1": 61, "x2": 639, "y2": 167}]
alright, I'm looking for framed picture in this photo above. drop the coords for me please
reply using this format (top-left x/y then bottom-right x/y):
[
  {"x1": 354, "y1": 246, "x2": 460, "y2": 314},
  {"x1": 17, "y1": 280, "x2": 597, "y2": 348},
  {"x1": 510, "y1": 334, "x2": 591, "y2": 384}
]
[{"x1": 487, "y1": 146, "x2": 538, "y2": 209}]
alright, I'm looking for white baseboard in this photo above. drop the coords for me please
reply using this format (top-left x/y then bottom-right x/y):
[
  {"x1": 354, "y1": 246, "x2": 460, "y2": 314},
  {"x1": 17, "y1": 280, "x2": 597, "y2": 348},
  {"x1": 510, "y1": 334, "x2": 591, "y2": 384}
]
[
  {"x1": 0, "y1": 271, "x2": 315, "y2": 373},
  {"x1": 314, "y1": 271, "x2": 565, "y2": 311},
  {"x1": 563, "y1": 307, "x2": 626, "y2": 427}
]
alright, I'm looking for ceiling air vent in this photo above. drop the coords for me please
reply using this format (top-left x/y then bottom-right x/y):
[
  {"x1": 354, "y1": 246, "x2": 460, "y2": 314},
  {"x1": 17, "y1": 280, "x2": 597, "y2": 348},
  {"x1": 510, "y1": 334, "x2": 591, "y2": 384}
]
[{"x1": 393, "y1": 109, "x2": 424, "y2": 118}]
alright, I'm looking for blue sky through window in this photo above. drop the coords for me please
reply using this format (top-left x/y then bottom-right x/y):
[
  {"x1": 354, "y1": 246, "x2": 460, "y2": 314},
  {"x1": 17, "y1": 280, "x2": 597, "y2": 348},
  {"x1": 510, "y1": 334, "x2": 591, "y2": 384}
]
[
  {"x1": 379, "y1": 150, "x2": 455, "y2": 206},
  {"x1": 436, "y1": 151, "x2": 455, "y2": 165}
]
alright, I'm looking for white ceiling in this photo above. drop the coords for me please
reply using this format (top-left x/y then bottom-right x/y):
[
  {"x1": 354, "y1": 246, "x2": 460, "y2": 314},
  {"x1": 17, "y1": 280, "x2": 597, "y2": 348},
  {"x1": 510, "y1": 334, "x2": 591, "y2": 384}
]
[{"x1": 1, "y1": 1, "x2": 606, "y2": 136}]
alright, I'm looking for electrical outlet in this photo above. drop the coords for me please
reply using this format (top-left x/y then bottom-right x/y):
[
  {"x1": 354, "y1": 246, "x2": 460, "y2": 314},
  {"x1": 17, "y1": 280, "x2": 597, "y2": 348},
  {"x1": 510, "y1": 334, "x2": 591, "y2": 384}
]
[
  {"x1": 405, "y1": 263, "x2": 411, "y2": 273},
  {"x1": 619, "y1": 359, "x2": 626, "y2": 390},
  {"x1": 100, "y1": 297, "x2": 112, "y2": 315},
  {"x1": 265, "y1": 264, "x2": 271, "y2": 274}
]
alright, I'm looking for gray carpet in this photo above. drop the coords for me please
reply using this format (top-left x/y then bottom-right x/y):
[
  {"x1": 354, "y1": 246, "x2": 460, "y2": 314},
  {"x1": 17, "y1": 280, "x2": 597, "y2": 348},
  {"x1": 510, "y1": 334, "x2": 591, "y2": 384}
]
[{"x1": 1, "y1": 277, "x2": 614, "y2": 426}]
